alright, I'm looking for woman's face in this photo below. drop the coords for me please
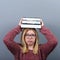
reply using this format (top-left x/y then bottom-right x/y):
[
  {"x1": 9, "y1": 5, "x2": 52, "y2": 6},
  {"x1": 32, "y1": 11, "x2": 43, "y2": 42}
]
[{"x1": 25, "y1": 30, "x2": 36, "y2": 46}]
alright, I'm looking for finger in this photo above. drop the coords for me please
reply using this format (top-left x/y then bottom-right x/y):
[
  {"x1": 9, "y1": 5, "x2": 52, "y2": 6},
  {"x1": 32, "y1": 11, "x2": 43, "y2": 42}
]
[
  {"x1": 40, "y1": 19, "x2": 44, "y2": 26},
  {"x1": 40, "y1": 19, "x2": 42, "y2": 24}
]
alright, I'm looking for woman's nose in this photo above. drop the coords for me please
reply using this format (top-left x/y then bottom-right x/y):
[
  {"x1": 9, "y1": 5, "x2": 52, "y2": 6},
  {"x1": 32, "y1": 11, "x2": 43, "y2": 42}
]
[{"x1": 28, "y1": 36, "x2": 32, "y2": 39}]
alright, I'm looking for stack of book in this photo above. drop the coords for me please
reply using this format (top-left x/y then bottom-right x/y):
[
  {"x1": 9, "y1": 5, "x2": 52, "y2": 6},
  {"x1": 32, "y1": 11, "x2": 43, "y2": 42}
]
[{"x1": 21, "y1": 18, "x2": 42, "y2": 28}]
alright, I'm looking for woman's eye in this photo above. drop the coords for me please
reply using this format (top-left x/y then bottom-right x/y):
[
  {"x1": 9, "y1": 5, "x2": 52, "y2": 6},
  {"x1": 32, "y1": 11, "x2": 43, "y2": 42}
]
[{"x1": 25, "y1": 34, "x2": 36, "y2": 36}]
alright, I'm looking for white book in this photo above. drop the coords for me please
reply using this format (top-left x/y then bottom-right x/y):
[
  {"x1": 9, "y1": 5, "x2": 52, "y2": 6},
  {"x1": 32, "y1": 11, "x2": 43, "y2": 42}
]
[
  {"x1": 22, "y1": 20, "x2": 40, "y2": 24},
  {"x1": 21, "y1": 24, "x2": 41, "y2": 28},
  {"x1": 22, "y1": 18, "x2": 41, "y2": 21},
  {"x1": 20, "y1": 18, "x2": 42, "y2": 28},
  {"x1": 22, "y1": 18, "x2": 42, "y2": 24}
]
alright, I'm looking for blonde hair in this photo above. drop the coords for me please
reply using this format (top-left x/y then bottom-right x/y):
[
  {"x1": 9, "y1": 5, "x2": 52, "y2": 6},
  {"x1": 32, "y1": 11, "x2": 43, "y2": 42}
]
[{"x1": 20, "y1": 28, "x2": 39, "y2": 54}]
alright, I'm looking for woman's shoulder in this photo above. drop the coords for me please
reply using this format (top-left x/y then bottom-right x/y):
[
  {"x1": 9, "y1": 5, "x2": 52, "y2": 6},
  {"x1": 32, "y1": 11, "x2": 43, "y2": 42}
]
[
  {"x1": 17, "y1": 43, "x2": 23, "y2": 50},
  {"x1": 38, "y1": 44, "x2": 42, "y2": 46},
  {"x1": 38, "y1": 44, "x2": 43, "y2": 49},
  {"x1": 18, "y1": 43, "x2": 22, "y2": 46}
]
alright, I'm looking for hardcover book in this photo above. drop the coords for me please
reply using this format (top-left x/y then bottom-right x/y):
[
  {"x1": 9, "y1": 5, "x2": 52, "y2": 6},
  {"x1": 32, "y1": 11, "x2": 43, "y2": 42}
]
[{"x1": 21, "y1": 18, "x2": 42, "y2": 28}]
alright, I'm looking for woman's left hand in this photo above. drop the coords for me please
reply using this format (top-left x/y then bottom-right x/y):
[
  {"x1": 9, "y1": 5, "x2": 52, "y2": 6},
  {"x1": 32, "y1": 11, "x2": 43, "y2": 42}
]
[{"x1": 40, "y1": 19, "x2": 44, "y2": 27}]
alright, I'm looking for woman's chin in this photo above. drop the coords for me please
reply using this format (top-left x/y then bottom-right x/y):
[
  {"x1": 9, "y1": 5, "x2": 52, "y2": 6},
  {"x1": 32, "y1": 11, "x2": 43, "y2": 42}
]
[{"x1": 27, "y1": 43, "x2": 33, "y2": 46}]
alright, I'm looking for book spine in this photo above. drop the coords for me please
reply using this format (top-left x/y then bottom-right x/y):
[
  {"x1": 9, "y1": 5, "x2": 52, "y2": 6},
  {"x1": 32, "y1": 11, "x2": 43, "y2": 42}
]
[
  {"x1": 22, "y1": 20, "x2": 40, "y2": 24},
  {"x1": 22, "y1": 18, "x2": 41, "y2": 21},
  {"x1": 21, "y1": 24, "x2": 41, "y2": 28}
]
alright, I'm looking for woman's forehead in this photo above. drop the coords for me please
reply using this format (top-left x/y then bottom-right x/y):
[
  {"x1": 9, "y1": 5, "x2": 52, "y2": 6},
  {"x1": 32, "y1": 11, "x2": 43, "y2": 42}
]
[{"x1": 26, "y1": 30, "x2": 35, "y2": 34}]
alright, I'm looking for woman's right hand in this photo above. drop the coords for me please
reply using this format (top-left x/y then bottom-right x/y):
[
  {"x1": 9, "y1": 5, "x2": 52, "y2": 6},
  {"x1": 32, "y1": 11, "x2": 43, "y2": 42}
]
[{"x1": 18, "y1": 18, "x2": 23, "y2": 26}]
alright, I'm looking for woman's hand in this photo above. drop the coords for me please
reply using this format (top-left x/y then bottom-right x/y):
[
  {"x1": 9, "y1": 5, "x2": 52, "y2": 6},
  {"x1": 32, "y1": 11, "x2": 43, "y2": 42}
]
[
  {"x1": 40, "y1": 19, "x2": 44, "y2": 28},
  {"x1": 18, "y1": 18, "x2": 23, "y2": 26}
]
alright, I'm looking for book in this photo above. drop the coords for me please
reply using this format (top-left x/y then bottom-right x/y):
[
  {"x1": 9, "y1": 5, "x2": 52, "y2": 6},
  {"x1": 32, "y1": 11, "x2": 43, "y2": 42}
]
[
  {"x1": 21, "y1": 18, "x2": 42, "y2": 28},
  {"x1": 22, "y1": 18, "x2": 41, "y2": 21},
  {"x1": 22, "y1": 20, "x2": 40, "y2": 24},
  {"x1": 21, "y1": 24, "x2": 41, "y2": 28}
]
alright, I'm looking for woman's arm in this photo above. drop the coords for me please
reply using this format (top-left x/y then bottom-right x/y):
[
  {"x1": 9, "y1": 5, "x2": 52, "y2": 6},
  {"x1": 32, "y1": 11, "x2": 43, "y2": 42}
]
[
  {"x1": 39, "y1": 20, "x2": 58, "y2": 57},
  {"x1": 3, "y1": 25, "x2": 22, "y2": 55},
  {"x1": 40, "y1": 26, "x2": 58, "y2": 57}
]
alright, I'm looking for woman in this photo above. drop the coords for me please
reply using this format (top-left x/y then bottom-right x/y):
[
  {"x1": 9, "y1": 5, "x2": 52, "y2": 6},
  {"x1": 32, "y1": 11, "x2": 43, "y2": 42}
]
[{"x1": 3, "y1": 18, "x2": 58, "y2": 60}]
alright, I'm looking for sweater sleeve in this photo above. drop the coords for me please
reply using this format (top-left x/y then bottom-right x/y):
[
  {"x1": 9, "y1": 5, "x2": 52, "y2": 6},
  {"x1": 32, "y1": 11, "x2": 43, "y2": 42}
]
[
  {"x1": 39, "y1": 26, "x2": 58, "y2": 57},
  {"x1": 3, "y1": 25, "x2": 22, "y2": 55}
]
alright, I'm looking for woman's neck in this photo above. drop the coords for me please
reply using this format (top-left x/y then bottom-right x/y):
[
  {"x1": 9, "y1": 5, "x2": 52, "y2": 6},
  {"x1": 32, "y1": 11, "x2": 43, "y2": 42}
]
[{"x1": 28, "y1": 45, "x2": 34, "y2": 50}]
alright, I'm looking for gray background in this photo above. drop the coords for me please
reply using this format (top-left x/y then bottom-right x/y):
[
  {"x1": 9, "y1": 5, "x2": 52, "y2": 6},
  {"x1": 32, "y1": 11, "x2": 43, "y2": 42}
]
[{"x1": 0, "y1": 0, "x2": 60, "y2": 60}]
